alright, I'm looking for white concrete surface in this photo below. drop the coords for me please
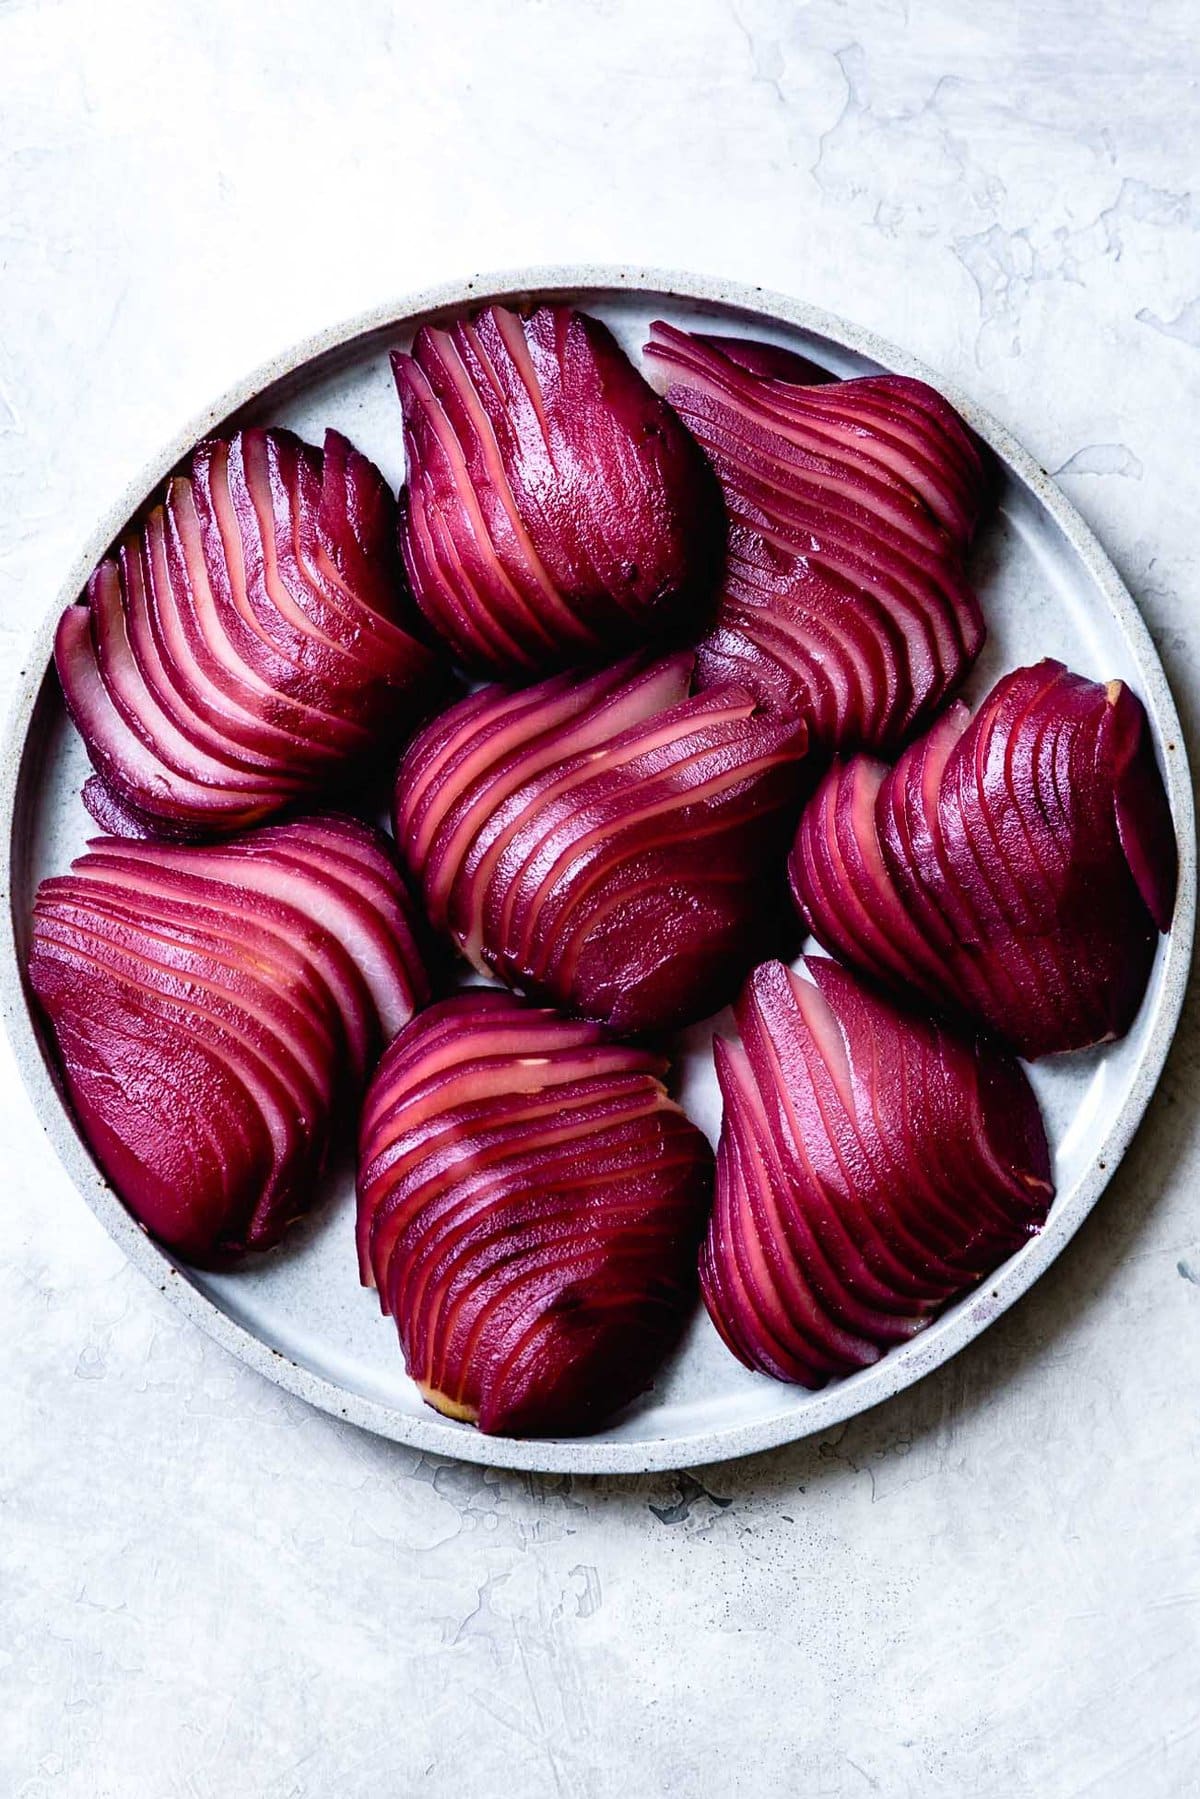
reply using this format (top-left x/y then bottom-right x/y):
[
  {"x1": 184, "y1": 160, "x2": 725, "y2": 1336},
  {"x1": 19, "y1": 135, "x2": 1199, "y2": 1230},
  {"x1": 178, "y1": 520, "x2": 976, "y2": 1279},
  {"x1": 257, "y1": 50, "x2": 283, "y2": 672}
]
[{"x1": 2, "y1": 3, "x2": 1199, "y2": 1794}]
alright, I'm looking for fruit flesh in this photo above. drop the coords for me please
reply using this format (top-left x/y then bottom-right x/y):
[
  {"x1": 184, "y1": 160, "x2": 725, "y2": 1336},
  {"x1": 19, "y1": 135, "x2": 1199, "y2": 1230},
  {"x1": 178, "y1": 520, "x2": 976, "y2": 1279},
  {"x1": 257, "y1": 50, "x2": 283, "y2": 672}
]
[
  {"x1": 30, "y1": 817, "x2": 429, "y2": 1260},
  {"x1": 791, "y1": 661, "x2": 1177, "y2": 1057},
  {"x1": 700, "y1": 957, "x2": 1053, "y2": 1385},
  {"x1": 357, "y1": 991, "x2": 714, "y2": 1436}
]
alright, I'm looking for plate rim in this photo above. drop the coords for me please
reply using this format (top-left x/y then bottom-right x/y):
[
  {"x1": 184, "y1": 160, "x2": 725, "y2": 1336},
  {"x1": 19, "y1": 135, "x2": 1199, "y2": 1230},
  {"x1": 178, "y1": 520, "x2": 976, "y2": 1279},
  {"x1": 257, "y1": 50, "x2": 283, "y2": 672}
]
[{"x1": 2, "y1": 262, "x2": 1194, "y2": 1476}]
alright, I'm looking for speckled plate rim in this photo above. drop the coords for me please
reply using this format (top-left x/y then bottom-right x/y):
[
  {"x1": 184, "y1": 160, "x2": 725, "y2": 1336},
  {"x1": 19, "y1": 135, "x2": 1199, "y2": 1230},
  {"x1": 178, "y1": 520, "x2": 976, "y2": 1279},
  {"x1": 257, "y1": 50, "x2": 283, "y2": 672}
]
[{"x1": 2, "y1": 264, "x2": 1194, "y2": 1476}]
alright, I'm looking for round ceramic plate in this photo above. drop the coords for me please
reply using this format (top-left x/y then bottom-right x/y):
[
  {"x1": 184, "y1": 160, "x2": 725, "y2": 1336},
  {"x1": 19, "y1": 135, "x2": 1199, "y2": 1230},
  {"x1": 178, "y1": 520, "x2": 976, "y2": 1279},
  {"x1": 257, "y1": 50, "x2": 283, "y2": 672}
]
[{"x1": 3, "y1": 268, "x2": 1194, "y2": 1474}]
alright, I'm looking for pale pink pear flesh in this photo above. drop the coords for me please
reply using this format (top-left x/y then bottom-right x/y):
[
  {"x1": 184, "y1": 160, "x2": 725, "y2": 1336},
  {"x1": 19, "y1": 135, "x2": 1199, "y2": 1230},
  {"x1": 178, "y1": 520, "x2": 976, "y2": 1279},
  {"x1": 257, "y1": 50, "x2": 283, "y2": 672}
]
[
  {"x1": 791, "y1": 660, "x2": 1178, "y2": 1058},
  {"x1": 394, "y1": 303, "x2": 724, "y2": 678},
  {"x1": 643, "y1": 323, "x2": 991, "y2": 755},
  {"x1": 57, "y1": 427, "x2": 442, "y2": 838},
  {"x1": 357, "y1": 989, "x2": 713, "y2": 1436},
  {"x1": 29, "y1": 816, "x2": 429, "y2": 1261},
  {"x1": 700, "y1": 957, "x2": 1054, "y2": 1386},
  {"x1": 393, "y1": 651, "x2": 809, "y2": 1033}
]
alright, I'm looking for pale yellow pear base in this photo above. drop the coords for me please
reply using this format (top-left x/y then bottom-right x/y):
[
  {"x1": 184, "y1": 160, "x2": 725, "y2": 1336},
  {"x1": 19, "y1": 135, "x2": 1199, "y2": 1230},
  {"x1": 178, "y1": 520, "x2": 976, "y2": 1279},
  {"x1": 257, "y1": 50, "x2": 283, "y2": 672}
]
[{"x1": 419, "y1": 1383, "x2": 479, "y2": 1425}]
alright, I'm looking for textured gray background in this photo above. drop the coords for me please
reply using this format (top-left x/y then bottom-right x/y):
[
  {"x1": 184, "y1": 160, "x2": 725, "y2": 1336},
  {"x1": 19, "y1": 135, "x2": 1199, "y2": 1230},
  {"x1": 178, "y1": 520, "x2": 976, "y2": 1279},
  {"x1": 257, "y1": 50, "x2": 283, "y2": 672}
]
[{"x1": 3, "y1": 3, "x2": 1199, "y2": 1795}]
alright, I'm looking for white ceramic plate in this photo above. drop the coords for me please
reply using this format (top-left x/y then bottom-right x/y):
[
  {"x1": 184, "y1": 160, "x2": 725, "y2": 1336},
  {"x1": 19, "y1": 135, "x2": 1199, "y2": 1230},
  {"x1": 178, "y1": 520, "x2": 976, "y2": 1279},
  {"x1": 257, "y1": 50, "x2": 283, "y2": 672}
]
[{"x1": 3, "y1": 268, "x2": 1193, "y2": 1474}]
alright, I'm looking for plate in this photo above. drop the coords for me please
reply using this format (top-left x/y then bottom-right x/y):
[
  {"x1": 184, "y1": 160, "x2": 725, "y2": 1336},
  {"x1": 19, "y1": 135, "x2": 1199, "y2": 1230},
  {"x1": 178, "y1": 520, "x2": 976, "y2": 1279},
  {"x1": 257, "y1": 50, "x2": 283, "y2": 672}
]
[{"x1": 2, "y1": 267, "x2": 1194, "y2": 1475}]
